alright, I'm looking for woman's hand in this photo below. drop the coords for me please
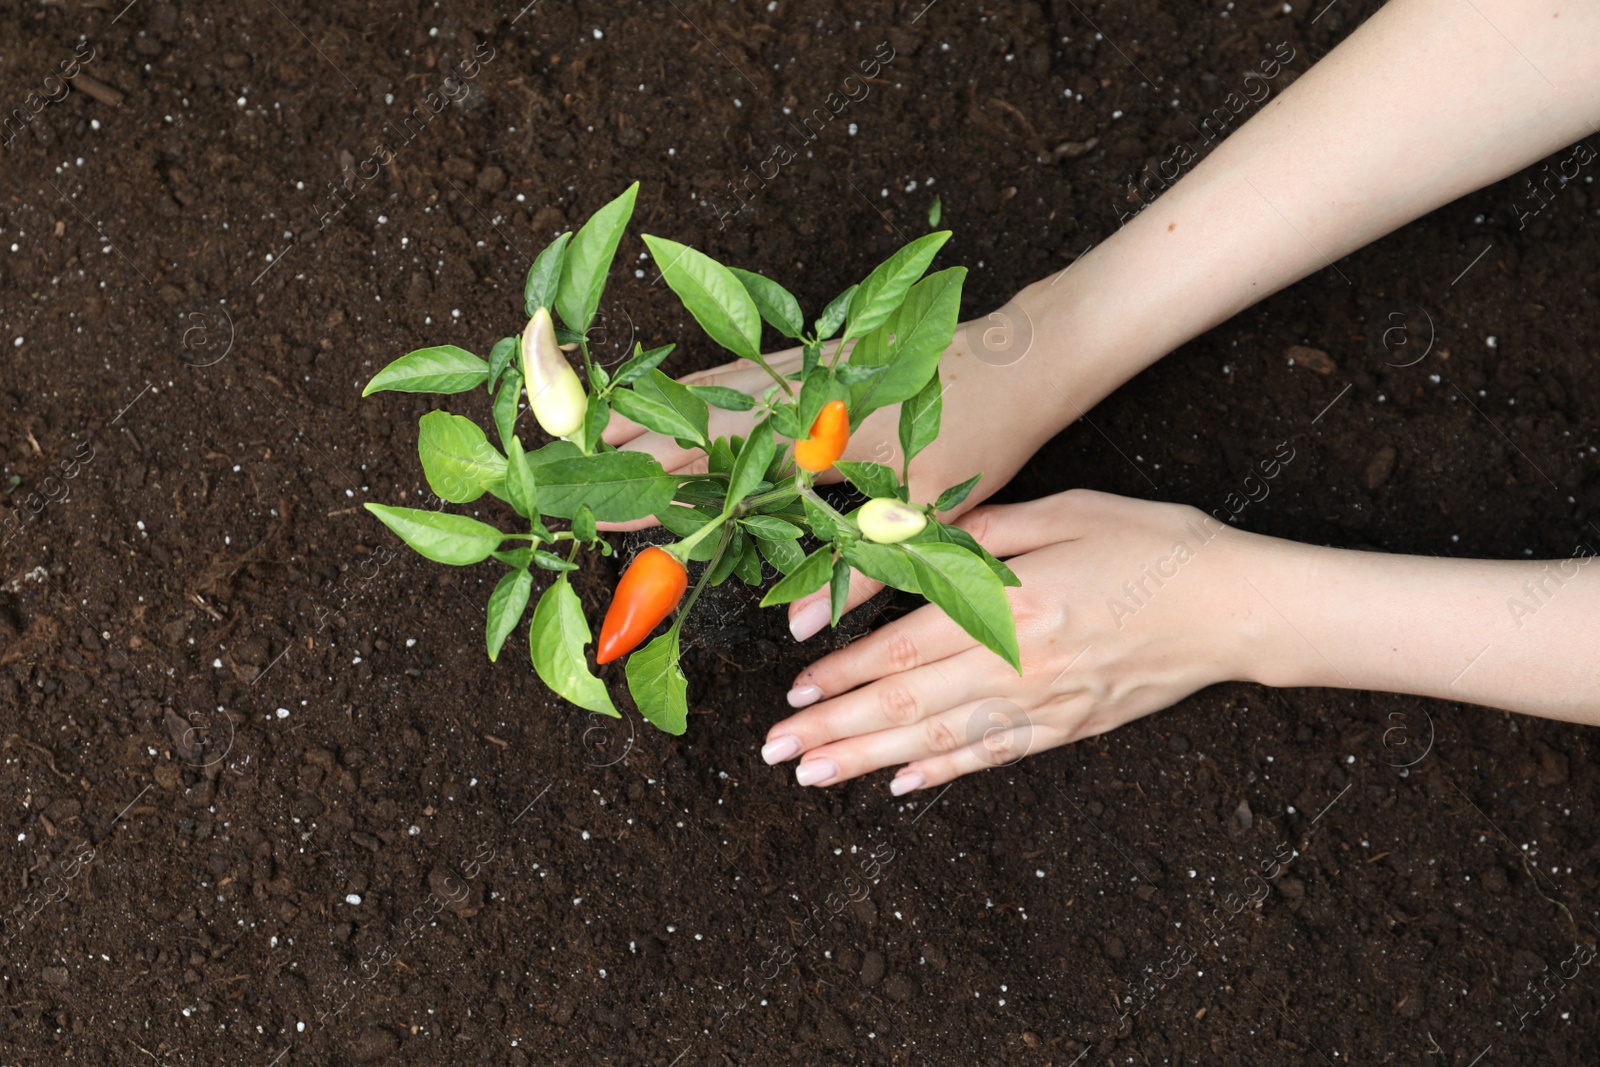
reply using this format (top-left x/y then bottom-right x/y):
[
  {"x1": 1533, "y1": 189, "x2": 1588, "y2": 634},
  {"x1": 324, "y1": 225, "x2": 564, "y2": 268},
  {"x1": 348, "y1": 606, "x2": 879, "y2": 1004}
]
[
  {"x1": 601, "y1": 312, "x2": 1071, "y2": 628},
  {"x1": 760, "y1": 490, "x2": 1294, "y2": 793}
]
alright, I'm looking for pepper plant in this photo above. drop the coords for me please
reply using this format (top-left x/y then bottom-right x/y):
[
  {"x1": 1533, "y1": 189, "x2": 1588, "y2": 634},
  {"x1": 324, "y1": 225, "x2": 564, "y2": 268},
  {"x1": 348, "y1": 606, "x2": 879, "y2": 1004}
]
[{"x1": 362, "y1": 184, "x2": 1020, "y2": 735}]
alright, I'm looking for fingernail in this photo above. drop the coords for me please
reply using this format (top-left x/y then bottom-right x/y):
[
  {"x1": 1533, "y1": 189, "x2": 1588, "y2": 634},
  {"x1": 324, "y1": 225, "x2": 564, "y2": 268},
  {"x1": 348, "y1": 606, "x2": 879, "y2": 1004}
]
[
  {"x1": 761, "y1": 735, "x2": 802, "y2": 764},
  {"x1": 795, "y1": 758, "x2": 838, "y2": 787},
  {"x1": 789, "y1": 600, "x2": 830, "y2": 642},
  {"x1": 890, "y1": 771, "x2": 925, "y2": 796},
  {"x1": 786, "y1": 684, "x2": 824, "y2": 708}
]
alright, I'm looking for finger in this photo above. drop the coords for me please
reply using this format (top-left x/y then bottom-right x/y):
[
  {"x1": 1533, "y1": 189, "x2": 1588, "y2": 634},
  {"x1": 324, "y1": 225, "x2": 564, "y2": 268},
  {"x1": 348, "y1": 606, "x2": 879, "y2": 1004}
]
[
  {"x1": 601, "y1": 409, "x2": 647, "y2": 448},
  {"x1": 785, "y1": 567, "x2": 885, "y2": 643},
  {"x1": 784, "y1": 599, "x2": 980, "y2": 705},
  {"x1": 764, "y1": 646, "x2": 1008, "y2": 762},
  {"x1": 609, "y1": 430, "x2": 702, "y2": 473},
  {"x1": 787, "y1": 691, "x2": 1043, "y2": 787},
  {"x1": 892, "y1": 717, "x2": 1070, "y2": 794},
  {"x1": 956, "y1": 490, "x2": 1092, "y2": 558}
]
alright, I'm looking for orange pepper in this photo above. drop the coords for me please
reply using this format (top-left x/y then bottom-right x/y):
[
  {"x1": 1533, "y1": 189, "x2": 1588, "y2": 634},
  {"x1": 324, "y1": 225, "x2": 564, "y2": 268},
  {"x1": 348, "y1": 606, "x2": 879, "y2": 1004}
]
[
  {"x1": 793, "y1": 399, "x2": 849, "y2": 472},
  {"x1": 596, "y1": 546, "x2": 688, "y2": 664}
]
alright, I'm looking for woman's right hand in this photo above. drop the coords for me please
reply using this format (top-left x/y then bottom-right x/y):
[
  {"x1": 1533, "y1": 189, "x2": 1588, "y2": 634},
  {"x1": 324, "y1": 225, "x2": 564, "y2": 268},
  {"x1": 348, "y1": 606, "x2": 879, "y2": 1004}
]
[{"x1": 600, "y1": 308, "x2": 1069, "y2": 631}]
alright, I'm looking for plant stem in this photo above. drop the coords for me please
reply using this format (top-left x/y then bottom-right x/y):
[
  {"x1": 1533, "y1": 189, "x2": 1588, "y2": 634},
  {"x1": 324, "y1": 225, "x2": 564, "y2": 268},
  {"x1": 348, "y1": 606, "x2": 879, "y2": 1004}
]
[
  {"x1": 749, "y1": 354, "x2": 794, "y2": 398},
  {"x1": 670, "y1": 524, "x2": 732, "y2": 636},
  {"x1": 799, "y1": 484, "x2": 856, "y2": 531}
]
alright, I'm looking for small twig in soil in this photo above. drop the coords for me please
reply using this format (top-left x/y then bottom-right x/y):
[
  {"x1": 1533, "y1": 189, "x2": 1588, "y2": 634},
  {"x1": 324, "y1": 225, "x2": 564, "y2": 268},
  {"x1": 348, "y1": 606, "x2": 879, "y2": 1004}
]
[{"x1": 3, "y1": 734, "x2": 72, "y2": 782}]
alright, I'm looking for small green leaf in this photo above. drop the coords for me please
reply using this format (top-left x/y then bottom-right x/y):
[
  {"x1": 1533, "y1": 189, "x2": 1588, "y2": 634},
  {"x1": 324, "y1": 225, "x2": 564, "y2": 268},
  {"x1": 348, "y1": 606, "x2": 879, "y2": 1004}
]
[
  {"x1": 530, "y1": 578, "x2": 618, "y2": 717},
  {"x1": 834, "y1": 461, "x2": 901, "y2": 502},
  {"x1": 801, "y1": 493, "x2": 838, "y2": 541},
  {"x1": 640, "y1": 235, "x2": 762, "y2": 361},
  {"x1": 625, "y1": 630, "x2": 688, "y2": 735},
  {"x1": 503, "y1": 436, "x2": 539, "y2": 518},
  {"x1": 834, "y1": 363, "x2": 888, "y2": 386},
  {"x1": 707, "y1": 436, "x2": 737, "y2": 476},
  {"x1": 898, "y1": 370, "x2": 943, "y2": 467},
  {"x1": 687, "y1": 384, "x2": 756, "y2": 412},
  {"x1": 633, "y1": 369, "x2": 710, "y2": 445},
  {"x1": 842, "y1": 540, "x2": 921, "y2": 594},
  {"x1": 922, "y1": 521, "x2": 1020, "y2": 586},
  {"x1": 657, "y1": 504, "x2": 716, "y2": 538},
  {"x1": 759, "y1": 546, "x2": 833, "y2": 606},
  {"x1": 533, "y1": 549, "x2": 579, "y2": 571},
  {"x1": 733, "y1": 538, "x2": 764, "y2": 585},
  {"x1": 487, "y1": 335, "x2": 520, "y2": 394},
  {"x1": 928, "y1": 195, "x2": 943, "y2": 228},
  {"x1": 417, "y1": 411, "x2": 508, "y2": 504},
  {"x1": 726, "y1": 420, "x2": 776, "y2": 509},
  {"x1": 494, "y1": 547, "x2": 534, "y2": 569},
  {"x1": 611, "y1": 343, "x2": 675, "y2": 388},
  {"x1": 580, "y1": 394, "x2": 611, "y2": 456},
  {"x1": 769, "y1": 404, "x2": 802, "y2": 440},
  {"x1": 611, "y1": 387, "x2": 705, "y2": 445},
  {"x1": 728, "y1": 266, "x2": 804, "y2": 339},
  {"x1": 525, "y1": 232, "x2": 572, "y2": 317},
  {"x1": 556, "y1": 184, "x2": 639, "y2": 332},
  {"x1": 904, "y1": 541, "x2": 1020, "y2": 671},
  {"x1": 828, "y1": 555, "x2": 851, "y2": 626},
  {"x1": 934, "y1": 473, "x2": 983, "y2": 513},
  {"x1": 671, "y1": 478, "x2": 727, "y2": 509},
  {"x1": 801, "y1": 340, "x2": 824, "y2": 377},
  {"x1": 532, "y1": 451, "x2": 677, "y2": 522},
  {"x1": 363, "y1": 345, "x2": 488, "y2": 396},
  {"x1": 847, "y1": 267, "x2": 966, "y2": 424},
  {"x1": 365, "y1": 503, "x2": 509, "y2": 566},
  {"x1": 739, "y1": 514, "x2": 803, "y2": 540},
  {"x1": 815, "y1": 284, "x2": 857, "y2": 340},
  {"x1": 493, "y1": 370, "x2": 523, "y2": 453},
  {"x1": 573, "y1": 503, "x2": 597, "y2": 543},
  {"x1": 485, "y1": 569, "x2": 534, "y2": 661},
  {"x1": 844, "y1": 231, "x2": 951, "y2": 342},
  {"x1": 709, "y1": 526, "x2": 746, "y2": 586},
  {"x1": 755, "y1": 535, "x2": 805, "y2": 575}
]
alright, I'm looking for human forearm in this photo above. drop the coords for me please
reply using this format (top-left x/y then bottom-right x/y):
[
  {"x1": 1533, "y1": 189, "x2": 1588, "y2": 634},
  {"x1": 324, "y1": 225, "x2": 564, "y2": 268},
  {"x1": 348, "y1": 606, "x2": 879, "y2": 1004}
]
[
  {"x1": 1245, "y1": 541, "x2": 1600, "y2": 721},
  {"x1": 1012, "y1": 0, "x2": 1600, "y2": 428}
]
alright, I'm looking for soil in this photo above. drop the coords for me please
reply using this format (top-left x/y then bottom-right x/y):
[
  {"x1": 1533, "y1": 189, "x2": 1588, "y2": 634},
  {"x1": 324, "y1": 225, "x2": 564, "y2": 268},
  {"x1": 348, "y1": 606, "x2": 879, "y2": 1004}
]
[{"x1": 3, "y1": 1, "x2": 1599, "y2": 1064}]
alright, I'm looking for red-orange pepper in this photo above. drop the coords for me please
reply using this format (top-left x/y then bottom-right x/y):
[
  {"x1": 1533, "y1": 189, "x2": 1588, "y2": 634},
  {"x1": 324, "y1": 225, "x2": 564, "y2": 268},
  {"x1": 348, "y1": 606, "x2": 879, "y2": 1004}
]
[
  {"x1": 793, "y1": 399, "x2": 849, "y2": 472},
  {"x1": 596, "y1": 546, "x2": 688, "y2": 664}
]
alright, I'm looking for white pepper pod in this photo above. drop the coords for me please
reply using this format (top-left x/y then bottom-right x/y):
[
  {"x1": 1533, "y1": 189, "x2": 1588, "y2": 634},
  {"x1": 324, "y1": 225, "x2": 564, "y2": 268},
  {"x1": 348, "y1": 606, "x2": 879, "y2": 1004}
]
[
  {"x1": 521, "y1": 306, "x2": 588, "y2": 438},
  {"x1": 857, "y1": 498, "x2": 928, "y2": 544}
]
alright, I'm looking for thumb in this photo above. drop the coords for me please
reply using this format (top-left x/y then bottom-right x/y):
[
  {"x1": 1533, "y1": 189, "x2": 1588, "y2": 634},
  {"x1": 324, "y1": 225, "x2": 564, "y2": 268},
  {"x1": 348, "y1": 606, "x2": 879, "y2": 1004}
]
[{"x1": 786, "y1": 567, "x2": 885, "y2": 642}]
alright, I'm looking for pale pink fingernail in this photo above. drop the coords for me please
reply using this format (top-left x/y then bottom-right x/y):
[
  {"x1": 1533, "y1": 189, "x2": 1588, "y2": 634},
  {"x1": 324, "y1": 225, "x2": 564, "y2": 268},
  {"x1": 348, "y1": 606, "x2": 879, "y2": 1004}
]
[
  {"x1": 761, "y1": 735, "x2": 802, "y2": 764},
  {"x1": 786, "y1": 684, "x2": 824, "y2": 708},
  {"x1": 789, "y1": 600, "x2": 830, "y2": 642},
  {"x1": 890, "y1": 771, "x2": 925, "y2": 796},
  {"x1": 795, "y1": 758, "x2": 838, "y2": 787}
]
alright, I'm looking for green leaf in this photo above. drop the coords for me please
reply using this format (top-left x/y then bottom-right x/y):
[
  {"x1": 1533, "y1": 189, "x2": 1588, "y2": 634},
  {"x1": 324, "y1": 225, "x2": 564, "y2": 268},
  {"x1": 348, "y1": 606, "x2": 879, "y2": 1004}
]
[
  {"x1": 494, "y1": 547, "x2": 534, "y2": 569},
  {"x1": 709, "y1": 526, "x2": 746, "y2": 586},
  {"x1": 739, "y1": 514, "x2": 803, "y2": 540},
  {"x1": 556, "y1": 183, "x2": 639, "y2": 332},
  {"x1": 847, "y1": 267, "x2": 966, "y2": 423},
  {"x1": 801, "y1": 493, "x2": 838, "y2": 541},
  {"x1": 733, "y1": 538, "x2": 764, "y2": 585},
  {"x1": 755, "y1": 535, "x2": 804, "y2": 576},
  {"x1": 493, "y1": 370, "x2": 523, "y2": 453},
  {"x1": 365, "y1": 503, "x2": 509, "y2": 566},
  {"x1": 588, "y1": 362, "x2": 611, "y2": 392},
  {"x1": 485, "y1": 569, "x2": 533, "y2": 661},
  {"x1": 834, "y1": 461, "x2": 902, "y2": 502},
  {"x1": 533, "y1": 549, "x2": 579, "y2": 571},
  {"x1": 417, "y1": 411, "x2": 508, "y2": 504},
  {"x1": 525, "y1": 232, "x2": 572, "y2": 317},
  {"x1": 928, "y1": 195, "x2": 943, "y2": 228},
  {"x1": 922, "y1": 521, "x2": 1020, "y2": 586},
  {"x1": 530, "y1": 578, "x2": 619, "y2": 717},
  {"x1": 611, "y1": 387, "x2": 705, "y2": 445},
  {"x1": 363, "y1": 346, "x2": 488, "y2": 396},
  {"x1": 829, "y1": 555, "x2": 851, "y2": 626},
  {"x1": 842, "y1": 540, "x2": 921, "y2": 594},
  {"x1": 625, "y1": 630, "x2": 688, "y2": 735},
  {"x1": 487, "y1": 335, "x2": 520, "y2": 394},
  {"x1": 671, "y1": 478, "x2": 727, "y2": 509},
  {"x1": 640, "y1": 235, "x2": 762, "y2": 361},
  {"x1": 769, "y1": 404, "x2": 802, "y2": 440},
  {"x1": 657, "y1": 504, "x2": 716, "y2": 538},
  {"x1": 759, "y1": 546, "x2": 833, "y2": 606},
  {"x1": 801, "y1": 340, "x2": 824, "y2": 377},
  {"x1": 573, "y1": 503, "x2": 597, "y2": 543},
  {"x1": 532, "y1": 451, "x2": 677, "y2": 522},
  {"x1": 904, "y1": 541, "x2": 1020, "y2": 671},
  {"x1": 633, "y1": 369, "x2": 710, "y2": 445},
  {"x1": 844, "y1": 231, "x2": 951, "y2": 342},
  {"x1": 580, "y1": 394, "x2": 611, "y2": 456},
  {"x1": 503, "y1": 436, "x2": 539, "y2": 518},
  {"x1": 726, "y1": 420, "x2": 776, "y2": 509},
  {"x1": 707, "y1": 436, "x2": 737, "y2": 477},
  {"x1": 815, "y1": 285, "x2": 857, "y2": 340},
  {"x1": 898, "y1": 370, "x2": 943, "y2": 467},
  {"x1": 728, "y1": 266, "x2": 804, "y2": 339},
  {"x1": 834, "y1": 363, "x2": 888, "y2": 386},
  {"x1": 933, "y1": 473, "x2": 983, "y2": 513},
  {"x1": 688, "y1": 384, "x2": 756, "y2": 412},
  {"x1": 612, "y1": 343, "x2": 676, "y2": 388}
]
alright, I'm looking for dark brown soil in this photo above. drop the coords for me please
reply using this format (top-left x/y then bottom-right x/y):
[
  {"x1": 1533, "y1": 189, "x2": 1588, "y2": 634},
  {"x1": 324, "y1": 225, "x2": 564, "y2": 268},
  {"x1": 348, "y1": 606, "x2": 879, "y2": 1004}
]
[{"x1": 3, "y1": 1, "x2": 1599, "y2": 1064}]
